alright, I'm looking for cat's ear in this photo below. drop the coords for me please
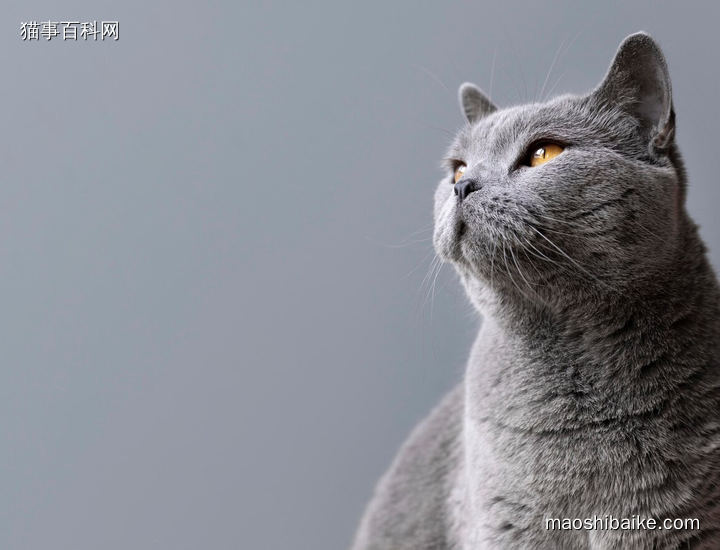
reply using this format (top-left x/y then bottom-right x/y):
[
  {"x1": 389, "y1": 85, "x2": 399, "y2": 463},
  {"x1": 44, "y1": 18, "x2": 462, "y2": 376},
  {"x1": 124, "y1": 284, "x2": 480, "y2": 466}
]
[
  {"x1": 591, "y1": 32, "x2": 674, "y2": 150},
  {"x1": 459, "y1": 83, "x2": 496, "y2": 123}
]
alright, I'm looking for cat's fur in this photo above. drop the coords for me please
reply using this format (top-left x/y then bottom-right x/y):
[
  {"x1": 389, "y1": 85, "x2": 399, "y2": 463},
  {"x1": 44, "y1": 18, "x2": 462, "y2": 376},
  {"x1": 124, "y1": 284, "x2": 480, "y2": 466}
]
[{"x1": 351, "y1": 33, "x2": 720, "y2": 549}]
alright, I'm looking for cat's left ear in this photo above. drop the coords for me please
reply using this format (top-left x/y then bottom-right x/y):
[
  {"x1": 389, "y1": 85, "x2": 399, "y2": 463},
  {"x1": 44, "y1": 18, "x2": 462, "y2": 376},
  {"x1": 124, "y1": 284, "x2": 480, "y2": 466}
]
[
  {"x1": 591, "y1": 32, "x2": 674, "y2": 150},
  {"x1": 459, "y1": 83, "x2": 496, "y2": 123}
]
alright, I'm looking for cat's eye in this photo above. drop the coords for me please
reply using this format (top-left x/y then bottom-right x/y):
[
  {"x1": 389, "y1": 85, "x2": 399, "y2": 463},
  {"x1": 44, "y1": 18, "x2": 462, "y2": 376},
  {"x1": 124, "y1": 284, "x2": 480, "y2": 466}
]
[
  {"x1": 454, "y1": 164, "x2": 467, "y2": 183},
  {"x1": 529, "y1": 143, "x2": 564, "y2": 167}
]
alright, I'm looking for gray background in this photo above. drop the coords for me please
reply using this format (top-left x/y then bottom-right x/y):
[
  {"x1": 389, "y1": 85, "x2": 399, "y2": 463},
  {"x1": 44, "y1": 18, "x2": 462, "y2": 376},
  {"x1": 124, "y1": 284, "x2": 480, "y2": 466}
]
[{"x1": 2, "y1": 1, "x2": 719, "y2": 549}]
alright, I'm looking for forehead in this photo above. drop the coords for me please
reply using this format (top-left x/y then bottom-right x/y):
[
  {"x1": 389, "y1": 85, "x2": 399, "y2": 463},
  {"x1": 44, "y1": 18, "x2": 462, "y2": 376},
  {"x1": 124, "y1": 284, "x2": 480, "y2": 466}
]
[{"x1": 452, "y1": 95, "x2": 592, "y2": 156}]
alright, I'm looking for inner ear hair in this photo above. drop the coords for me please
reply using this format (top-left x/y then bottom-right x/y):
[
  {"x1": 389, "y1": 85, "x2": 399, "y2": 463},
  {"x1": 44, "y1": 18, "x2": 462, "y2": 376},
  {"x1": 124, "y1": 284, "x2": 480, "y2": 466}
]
[{"x1": 458, "y1": 82, "x2": 496, "y2": 123}]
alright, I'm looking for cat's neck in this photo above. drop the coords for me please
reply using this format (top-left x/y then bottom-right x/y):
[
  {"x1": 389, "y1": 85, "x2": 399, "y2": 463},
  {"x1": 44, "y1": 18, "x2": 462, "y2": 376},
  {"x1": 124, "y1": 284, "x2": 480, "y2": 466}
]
[
  {"x1": 464, "y1": 218, "x2": 720, "y2": 425},
  {"x1": 483, "y1": 217, "x2": 717, "y2": 347}
]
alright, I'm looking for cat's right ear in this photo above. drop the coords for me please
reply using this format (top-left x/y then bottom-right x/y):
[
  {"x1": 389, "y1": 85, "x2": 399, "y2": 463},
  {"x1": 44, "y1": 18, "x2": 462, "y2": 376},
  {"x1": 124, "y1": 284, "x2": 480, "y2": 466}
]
[
  {"x1": 459, "y1": 83, "x2": 496, "y2": 123},
  {"x1": 591, "y1": 32, "x2": 675, "y2": 151}
]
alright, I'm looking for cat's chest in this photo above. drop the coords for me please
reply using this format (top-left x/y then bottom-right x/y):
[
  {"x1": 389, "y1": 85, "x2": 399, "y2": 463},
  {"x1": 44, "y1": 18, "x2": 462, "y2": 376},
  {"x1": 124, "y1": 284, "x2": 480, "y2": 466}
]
[
  {"x1": 458, "y1": 319, "x2": 720, "y2": 546},
  {"x1": 456, "y1": 413, "x2": 685, "y2": 550},
  {"x1": 462, "y1": 343, "x2": 674, "y2": 503},
  {"x1": 458, "y1": 375, "x2": 720, "y2": 549}
]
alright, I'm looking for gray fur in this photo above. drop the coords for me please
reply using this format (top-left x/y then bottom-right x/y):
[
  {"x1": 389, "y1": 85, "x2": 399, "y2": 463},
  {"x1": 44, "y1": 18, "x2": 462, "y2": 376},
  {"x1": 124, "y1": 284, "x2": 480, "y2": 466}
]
[{"x1": 352, "y1": 32, "x2": 720, "y2": 549}]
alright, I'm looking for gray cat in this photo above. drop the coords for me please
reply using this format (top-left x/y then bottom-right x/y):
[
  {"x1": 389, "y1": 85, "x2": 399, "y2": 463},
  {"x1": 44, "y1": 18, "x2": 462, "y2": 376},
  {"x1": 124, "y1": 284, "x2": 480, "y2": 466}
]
[{"x1": 351, "y1": 33, "x2": 720, "y2": 549}]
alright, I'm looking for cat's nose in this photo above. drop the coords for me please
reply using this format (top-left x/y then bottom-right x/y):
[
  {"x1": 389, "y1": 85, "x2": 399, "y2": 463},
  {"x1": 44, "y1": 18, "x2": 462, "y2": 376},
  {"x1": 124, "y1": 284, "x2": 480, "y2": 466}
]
[{"x1": 454, "y1": 178, "x2": 480, "y2": 202}]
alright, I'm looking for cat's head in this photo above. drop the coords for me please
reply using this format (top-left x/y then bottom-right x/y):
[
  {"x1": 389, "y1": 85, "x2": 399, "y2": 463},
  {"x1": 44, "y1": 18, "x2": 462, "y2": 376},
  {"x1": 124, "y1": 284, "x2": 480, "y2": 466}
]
[{"x1": 433, "y1": 32, "x2": 687, "y2": 310}]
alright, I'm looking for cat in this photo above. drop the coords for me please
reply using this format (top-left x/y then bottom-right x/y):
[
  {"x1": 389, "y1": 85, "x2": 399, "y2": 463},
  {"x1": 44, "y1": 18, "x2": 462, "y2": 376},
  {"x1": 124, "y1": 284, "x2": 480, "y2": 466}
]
[{"x1": 351, "y1": 33, "x2": 720, "y2": 549}]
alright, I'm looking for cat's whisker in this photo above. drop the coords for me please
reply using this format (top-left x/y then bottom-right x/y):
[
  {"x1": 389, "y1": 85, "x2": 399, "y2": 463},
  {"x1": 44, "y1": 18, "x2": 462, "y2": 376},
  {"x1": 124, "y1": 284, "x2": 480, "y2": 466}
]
[
  {"x1": 519, "y1": 235, "x2": 562, "y2": 266},
  {"x1": 428, "y1": 259, "x2": 444, "y2": 320},
  {"x1": 518, "y1": 242, "x2": 544, "y2": 279},
  {"x1": 628, "y1": 217, "x2": 666, "y2": 242},
  {"x1": 415, "y1": 254, "x2": 440, "y2": 319},
  {"x1": 525, "y1": 220, "x2": 602, "y2": 241},
  {"x1": 407, "y1": 223, "x2": 435, "y2": 236},
  {"x1": 542, "y1": 31, "x2": 582, "y2": 103},
  {"x1": 525, "y1": 212, "x2": 619, "y2": 240},
  {"x1": 538, "y1": 36, "x2": 568, "y2": 104},
  {"x1": 509, "y1": 243, "x2": 538, "y2": 287},
  {"x1": 519, "y1": 237, "x2": 580, "y2": 286},
  {"x1": 420, "y1": 254, "x2": 440, "y2": 294},
  {"x1": 488, "y1": 48, "x2": 497, "y2": 103},
  {"x1": 509, "y1": 243, "x2": 547, "y2": 306},
  {"x1": 404, "y1": 247, "x2": 438, "y2": 280},
  {"x1": 526, "y1": 211, "x2": 598, "y2": 230},
  {"x1": 420, "y1": 254, "x2": 444, "y2": 314},
  {"x1": 501, "y1": 241, "x2": 536, "y2": 304},
  {"x1": 529, "y1": 210, "x2": 667, "y2": 247},
  {"x1": 489, "y1": 232, "x2": 499, "y2": 289},
  {"x1": 501, "y1": 28, "x2": 530, "y2": 103},
  {"x1": 385, "y1": 236, "x2": 435, "y2": 248},
  {"x1": 420, "y1": 123, "x2": 457, "y2": 138},
  {"x1": 529, "y1": 225, "x2": 620, "y2": 293},
  {"x1": 412, "y1": 64, "x2": 453, "y2": 98},
  {"x1": 543, "y1": 69, "x2": 567, "y2": 103},
  {"x1": 529, "y1": 227, "x2": 591, "y2": 270},
  {"x1": 367, "y1": 223, "x2": 435, "y2": 250}
]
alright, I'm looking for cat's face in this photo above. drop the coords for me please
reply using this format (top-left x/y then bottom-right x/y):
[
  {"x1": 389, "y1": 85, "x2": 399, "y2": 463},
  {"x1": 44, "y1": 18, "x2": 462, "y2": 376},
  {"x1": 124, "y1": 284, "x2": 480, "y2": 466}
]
[{"x1": 433, "y1": 33, "x2": 683, "y2": 306}]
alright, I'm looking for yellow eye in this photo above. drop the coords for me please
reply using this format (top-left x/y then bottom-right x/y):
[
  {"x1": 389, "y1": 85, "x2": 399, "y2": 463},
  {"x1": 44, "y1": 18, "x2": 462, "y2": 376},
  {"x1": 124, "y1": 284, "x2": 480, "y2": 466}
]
[
  {"x1": 529, "y1": 143, "x2": 564, "y2": 167},
  {"x1": 454, "y1": 164, "x2": 467, "y2": 183}
]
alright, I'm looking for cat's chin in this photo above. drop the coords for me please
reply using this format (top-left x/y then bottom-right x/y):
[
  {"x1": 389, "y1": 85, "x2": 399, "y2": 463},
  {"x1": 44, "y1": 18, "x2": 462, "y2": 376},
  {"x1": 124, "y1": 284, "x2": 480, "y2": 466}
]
[
  {"x1": 445, "y1": 225, "x2": 541, "y2": 293},
  {"x1": 433, "y1": 210, "x2": 465, "y2": 264},
  {"x1": 434, "y1": 198, "x2": 506, "y2": 277},
  {"x1": 454, "y1": 219, "x2": 494, "y2": 267},
  {"x1": 437, "y1": 231, "x2": 496, "y2": 282},
  {"x1": 434, "y1": 215, "x2": 486, "y2": 269}
]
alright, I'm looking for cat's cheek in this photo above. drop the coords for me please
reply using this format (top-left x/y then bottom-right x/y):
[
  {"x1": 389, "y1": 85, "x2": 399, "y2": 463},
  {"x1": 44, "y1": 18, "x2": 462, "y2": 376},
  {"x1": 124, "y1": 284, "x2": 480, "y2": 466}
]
[{"x1": 434, "y1": 199, "x2": 473, "y2": 265}]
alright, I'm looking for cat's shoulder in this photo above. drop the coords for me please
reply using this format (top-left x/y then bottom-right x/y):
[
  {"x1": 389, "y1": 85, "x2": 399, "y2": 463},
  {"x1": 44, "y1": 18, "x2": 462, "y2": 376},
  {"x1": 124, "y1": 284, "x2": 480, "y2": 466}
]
[{"x1": 350, "y1": 384, "x2": 464, "y2": 550}]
